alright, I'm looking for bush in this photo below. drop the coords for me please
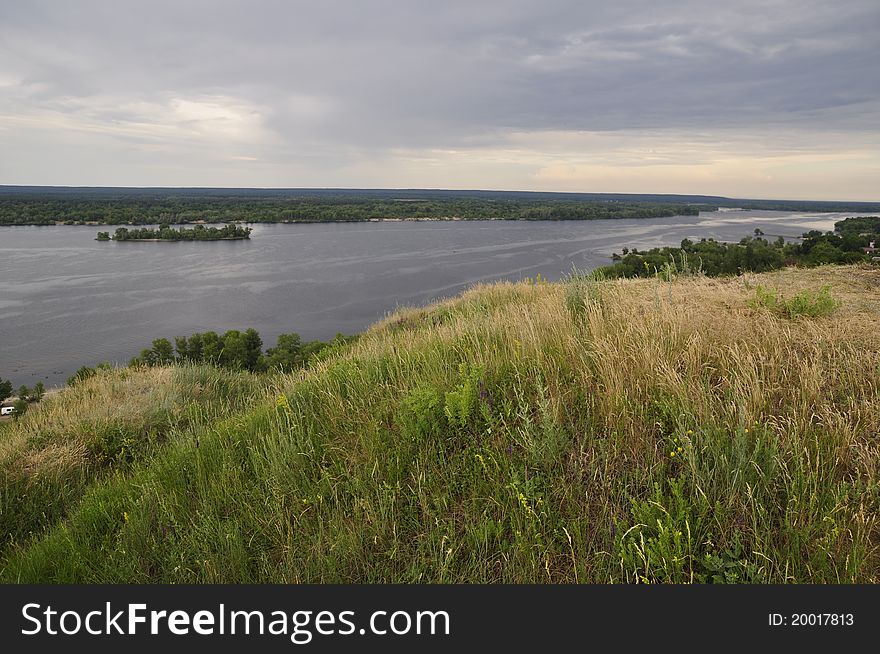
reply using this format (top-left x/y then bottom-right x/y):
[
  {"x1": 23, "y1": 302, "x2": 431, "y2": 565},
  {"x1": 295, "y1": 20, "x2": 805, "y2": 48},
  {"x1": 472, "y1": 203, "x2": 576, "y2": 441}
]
[
  {"x1": 67, "y1": 365, "x2": 97, "y2": 386},
  {"x1": 400, "y1": 385, "x2": 446, "y2": 441},
  {"x1": 749, "y1": 285, "x2": 838, "y2": 319},
  {"x1": 11, "y1": 398, "x2": 28, "y2": 418}
]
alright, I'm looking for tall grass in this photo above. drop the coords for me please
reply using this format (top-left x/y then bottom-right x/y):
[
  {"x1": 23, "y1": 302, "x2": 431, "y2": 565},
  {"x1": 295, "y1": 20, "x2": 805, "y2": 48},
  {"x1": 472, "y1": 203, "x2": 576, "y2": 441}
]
[
  {"x1": 2, "y1": 264, "x2": 878, "y2": 583},
  {"x1": 0, "y1": 365, "x2": 267, "y2": 563}
]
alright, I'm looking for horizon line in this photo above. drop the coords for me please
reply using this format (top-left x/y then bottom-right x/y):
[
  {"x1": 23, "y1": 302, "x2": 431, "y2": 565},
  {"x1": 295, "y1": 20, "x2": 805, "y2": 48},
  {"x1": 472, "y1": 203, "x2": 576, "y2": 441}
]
[{"x1": 2, "y1": 184, "x2": 879, "y2": 205}]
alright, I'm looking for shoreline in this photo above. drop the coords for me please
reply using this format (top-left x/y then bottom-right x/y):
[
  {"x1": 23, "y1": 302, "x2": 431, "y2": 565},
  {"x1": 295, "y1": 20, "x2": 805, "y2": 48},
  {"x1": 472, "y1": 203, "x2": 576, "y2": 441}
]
[
  {"x1": 109, "y1": 236, "x2": 250, "y2": 242},
  {"x1": 8, "y1": 211, "x2": 880, "y2": 230},
  {"x1": 2, "y1": 213, "x2": 713, "y2": 228},
  {"x1": 0, "y1": 214, "x2": 698, "y2": 228}
]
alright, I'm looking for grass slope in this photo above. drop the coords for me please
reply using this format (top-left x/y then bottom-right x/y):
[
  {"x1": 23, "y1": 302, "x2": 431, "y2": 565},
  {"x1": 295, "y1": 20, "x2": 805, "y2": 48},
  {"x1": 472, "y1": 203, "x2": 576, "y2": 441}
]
[{"x1": 1, "y1": 265, "x2": 879, "y2": 583}]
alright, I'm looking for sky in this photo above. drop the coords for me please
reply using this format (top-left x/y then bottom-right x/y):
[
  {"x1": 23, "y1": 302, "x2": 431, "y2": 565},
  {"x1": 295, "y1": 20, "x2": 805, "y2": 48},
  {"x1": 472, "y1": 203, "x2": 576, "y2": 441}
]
[{"x1": 0, "y1": 0, "x2": 878, "y2": 200}]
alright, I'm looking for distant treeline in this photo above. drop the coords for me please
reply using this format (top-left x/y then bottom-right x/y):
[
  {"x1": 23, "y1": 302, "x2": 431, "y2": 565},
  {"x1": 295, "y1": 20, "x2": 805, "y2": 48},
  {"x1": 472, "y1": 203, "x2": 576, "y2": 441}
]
[
  {"x1": 597, "y1": 216, "x2": 880, "y2": 278},
  {"x1": 66, "y1": 329, "x2": 356, "y2": 386},
  {"x1": 1, "y1": 194, "x2": 707, "y2": 225},
  {"x1": 98, "y1": 223, "x2": 251, "y2": 241}
]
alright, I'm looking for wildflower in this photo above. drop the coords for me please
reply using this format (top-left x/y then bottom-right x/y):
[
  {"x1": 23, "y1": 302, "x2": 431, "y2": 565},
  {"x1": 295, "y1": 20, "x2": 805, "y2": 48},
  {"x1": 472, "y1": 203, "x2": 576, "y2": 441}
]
[
  {"x1": 276, "y1": 393, "x2": 290, "y2": 412},
  {"x1": 123, "y1": 512, "x2": 129, "y2": 523},
  {"x1": 744, "y1": 427, "x2": 749, "y2": 433},
  {"x1": 670, "y1": 451, "x2": 676, "y2": 457},
  {"x1": 687, "y1": 429, "x2": 694, "y2": 435}
]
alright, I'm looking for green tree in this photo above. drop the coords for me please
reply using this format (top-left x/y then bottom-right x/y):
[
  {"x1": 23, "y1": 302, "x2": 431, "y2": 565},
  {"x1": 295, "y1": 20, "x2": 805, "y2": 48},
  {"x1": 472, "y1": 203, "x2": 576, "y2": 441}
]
[
  {"x1": 219, "y1": 330, "x2": 248, "y2": 369},
  {"x1": 243, "y1": 328, "x2": 263, "y2": 371},
  {"x1": 806, "y1": 241, "x2": 844, "y2": 265},
  {"x1": 0, "y1": 377, "x2": 11, "y2": 403},
  {"x1": 17, "y1": 385, "x2": 30, "y2": 402},
  {"x1": 32, "y1": 382, "x2": 45, "y2": 401},
  {"x1": 11, "y1": 398, "x2": 28, "y2": 417},
  {"x1": 261, "y1": 332, "x2": 304, "y2": 371},
  {"x1": 174, "y1": 335, "x2": 191, "y2": 361},
  {"x1": 201, "y1": 331, "x2": 223, "y2": 364},
  {"x1": 151, "y1": 338, "x2": 175, "y2": 365},
  {"x1": 189, "y1": 333, "x2": 205, "y2": 362}
]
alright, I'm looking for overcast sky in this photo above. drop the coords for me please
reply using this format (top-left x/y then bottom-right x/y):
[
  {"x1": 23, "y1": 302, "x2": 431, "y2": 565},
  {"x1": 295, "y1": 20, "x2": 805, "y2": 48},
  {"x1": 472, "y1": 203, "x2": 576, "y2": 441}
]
[{"x1": 1, "y1": 0, "x2": 878, "y2": 199}]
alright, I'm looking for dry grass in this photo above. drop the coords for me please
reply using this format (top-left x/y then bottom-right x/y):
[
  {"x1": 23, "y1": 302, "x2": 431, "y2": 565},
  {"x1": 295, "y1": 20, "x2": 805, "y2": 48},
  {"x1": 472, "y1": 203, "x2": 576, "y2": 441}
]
[
  {"x1": 2, "y1": 264, "x2": 878, "y2": 583},
  {"x1": 0, "y1": 367, "x2": 174, "y2": 482}
]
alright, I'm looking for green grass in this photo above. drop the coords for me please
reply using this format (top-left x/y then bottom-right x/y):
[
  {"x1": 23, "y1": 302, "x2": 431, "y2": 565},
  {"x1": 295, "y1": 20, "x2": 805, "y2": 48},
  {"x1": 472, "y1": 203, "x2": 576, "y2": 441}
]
[
  {"x1": 1, "y1": 264, "x2": 878, "y2": 583},
  {"x1": 749, "y1": 284, "x2": 839, "y2": 318}
]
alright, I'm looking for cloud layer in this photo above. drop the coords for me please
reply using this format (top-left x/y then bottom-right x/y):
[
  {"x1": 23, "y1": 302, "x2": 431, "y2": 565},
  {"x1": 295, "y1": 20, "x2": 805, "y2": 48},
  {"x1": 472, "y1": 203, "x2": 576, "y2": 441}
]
[{"x1": 1, "y1": 0, "x2": 878, "y2": 199}]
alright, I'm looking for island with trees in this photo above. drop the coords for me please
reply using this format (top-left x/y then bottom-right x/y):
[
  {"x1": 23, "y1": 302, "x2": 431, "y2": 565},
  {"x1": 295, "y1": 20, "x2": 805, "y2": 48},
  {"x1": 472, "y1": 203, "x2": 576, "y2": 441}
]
[{"x1": 97, "y1": 223, "x2": 252, "y2": 242}]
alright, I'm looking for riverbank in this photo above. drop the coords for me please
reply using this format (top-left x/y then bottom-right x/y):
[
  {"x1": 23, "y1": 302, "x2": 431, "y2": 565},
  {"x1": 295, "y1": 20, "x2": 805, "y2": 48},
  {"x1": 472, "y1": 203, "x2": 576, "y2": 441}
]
[
  {"x1": 7, "y1": 214, "x2": 696, "y2": 227},
  {"x1": 2, "y1": 264, "x2": 878, "y2": 583},
  {"x1": 106, "y1": 236, "x2": 251, "y2": 241}
]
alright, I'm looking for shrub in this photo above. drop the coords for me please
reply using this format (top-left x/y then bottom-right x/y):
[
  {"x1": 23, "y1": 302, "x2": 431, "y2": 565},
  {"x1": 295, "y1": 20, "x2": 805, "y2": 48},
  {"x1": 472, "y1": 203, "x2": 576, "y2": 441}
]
[
  {"x1": 67, "y1": 365, "x2": 97, "y2": 386},
  {"x1": 400, "y1": 385, "x2": 446, "y2": 441},
  {"x1": 749, "y1": 285, "x2": 838, "y2": 318}
]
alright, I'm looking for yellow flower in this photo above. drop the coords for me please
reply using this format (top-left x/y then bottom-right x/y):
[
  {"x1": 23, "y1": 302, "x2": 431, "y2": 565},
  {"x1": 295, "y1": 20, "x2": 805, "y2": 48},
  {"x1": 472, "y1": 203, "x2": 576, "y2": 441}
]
[
  {"x1": 687, "y1": 430, "x2": 693, "y2": 435},
  {"x1": 123, "y1": 511, "x2": 129, "y2": 523},
  {"x1": 670, "y1": 451, "x2": 676, "y2": 457},
  {"x1": 744, "y1": 428, "x2": 749, "y2": 433}
]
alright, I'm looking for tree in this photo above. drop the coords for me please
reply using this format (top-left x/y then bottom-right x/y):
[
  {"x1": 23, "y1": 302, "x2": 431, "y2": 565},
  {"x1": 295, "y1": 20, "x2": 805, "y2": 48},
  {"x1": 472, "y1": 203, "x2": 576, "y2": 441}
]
[
  {"x1": 151, "y1": 338, "x2": 175, "y2": 365},
  {"x1": 806, "y1": 241, "x2": 844, "y2": 266},
  {"x1": 201, "y1": 331, "x2": 223, "y2": 364},
  {"x1": 33, "y1": 382, "x2": 45, "y2": 401},
  {"x1": 18, "y1": 385, "x2": 30, "y2": 402},
  {"x1": 11, "y1": 398, "x2": 28, "y2": 417},
  {"x1": 243, "y1": 328, "x2": 263, "y2": 371},
  {"x1": 0, "y1": 377, "x2": 11, "y2": 403},
  {"x1": 174, "y1": 335, "x2": 191, "y2": 361},
  {"x1": 190, "y1": 333, "x2": 206, "y2": 363},
  {"x1": 262, "y1": 332, "x2": 304, "y2": 371},
  {"x1": 134, "y1": 348, "x2": 157, "y2": 367},
  {"x1": 219, "y1": 330, "x2": 248, "y2": 369}
]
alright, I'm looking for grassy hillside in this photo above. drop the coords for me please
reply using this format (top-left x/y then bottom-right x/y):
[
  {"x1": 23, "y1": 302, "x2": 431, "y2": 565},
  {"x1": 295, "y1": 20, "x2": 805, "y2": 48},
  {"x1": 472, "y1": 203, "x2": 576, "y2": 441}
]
[{"x1": 2, "y1": 265, "x2": 878, "y2": 583}]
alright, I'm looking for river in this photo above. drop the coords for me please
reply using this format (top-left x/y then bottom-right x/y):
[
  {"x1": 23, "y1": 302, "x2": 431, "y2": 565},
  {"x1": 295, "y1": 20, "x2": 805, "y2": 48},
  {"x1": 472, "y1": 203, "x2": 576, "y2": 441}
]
[{"x1": 0, "y1": 209, "x2": 863, "y2": 386}]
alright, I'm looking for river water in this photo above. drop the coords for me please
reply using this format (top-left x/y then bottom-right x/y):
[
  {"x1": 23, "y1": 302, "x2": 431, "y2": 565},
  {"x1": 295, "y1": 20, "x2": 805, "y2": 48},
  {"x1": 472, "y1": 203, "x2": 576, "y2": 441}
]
[{"x1": 0, "y1": 210, "x2": 861, "y2": 386}]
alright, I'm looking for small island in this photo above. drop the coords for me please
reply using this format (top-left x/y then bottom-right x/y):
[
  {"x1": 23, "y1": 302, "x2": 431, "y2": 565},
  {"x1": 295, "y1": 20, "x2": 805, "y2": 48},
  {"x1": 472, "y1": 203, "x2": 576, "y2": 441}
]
[{"x1": 97, "y1": 223, "x2": 251, "y2": 242}]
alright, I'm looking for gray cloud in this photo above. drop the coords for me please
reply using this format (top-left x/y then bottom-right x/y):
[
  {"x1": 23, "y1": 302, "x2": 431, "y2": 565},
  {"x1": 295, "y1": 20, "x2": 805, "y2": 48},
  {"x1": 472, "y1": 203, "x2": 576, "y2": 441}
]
[{"x1": 0, "y1": 0, "x2": 878, "y2": 197}]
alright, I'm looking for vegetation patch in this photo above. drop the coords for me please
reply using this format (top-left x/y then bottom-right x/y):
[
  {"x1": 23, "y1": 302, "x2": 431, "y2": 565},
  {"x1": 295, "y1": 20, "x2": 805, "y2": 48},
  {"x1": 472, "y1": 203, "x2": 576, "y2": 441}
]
[
  {"x1": 1, "y1": 265, "x2": 878, "y2": 583},
  {"x1": 749, "y1": 285, "x2": 838, "y2": 318}
]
